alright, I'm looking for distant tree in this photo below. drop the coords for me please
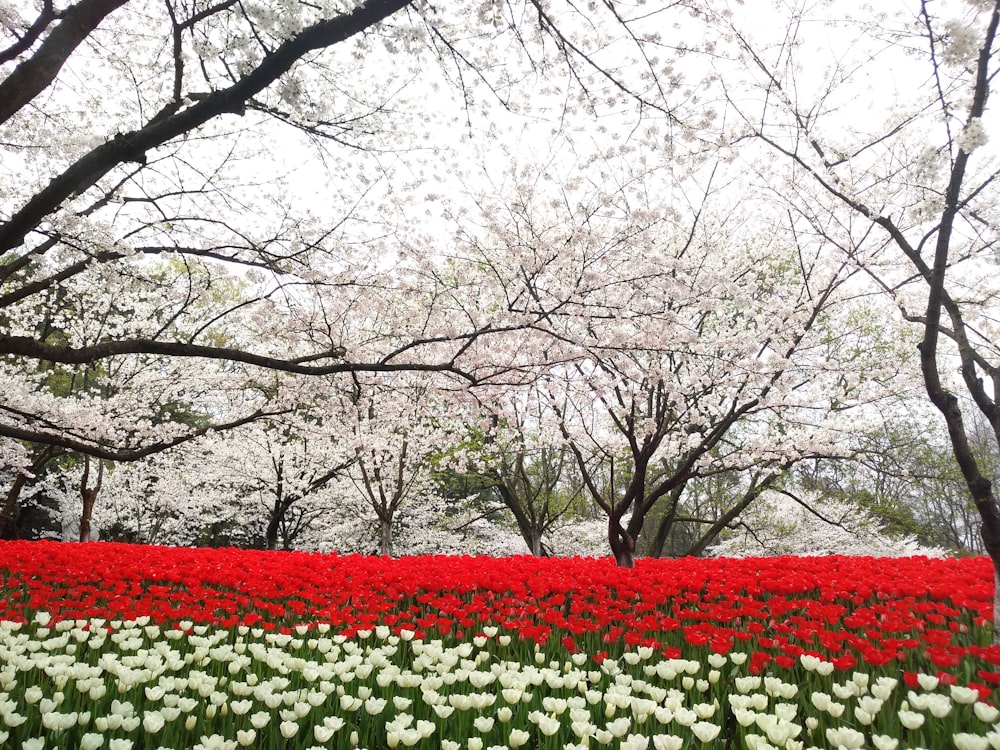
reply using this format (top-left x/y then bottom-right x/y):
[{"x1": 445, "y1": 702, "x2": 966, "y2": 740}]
[
  {"x1": 340, "y1": 376, "x2": 467, "y2": 556},
  {"x1": 708, "y1": 488, "x2": 946, "y2": 559},
  {"x1": 0, "y1": 444, "x2": 59, "y2": 539},
  {"x1": 460, "y1": 396, "x2": 590, "y2": 556},
  {"x1": 798, "y1": 408, "x2": 998, "y2": 555},
  {"x1": 489, "y1": 446, "x2": 586, "y2": 556},
  {"x1": 445, "y1": 132, "x2": 909, "y2": 566},
  {"x1": 641, "y1": 466, "x2": 782, "y2": 559},
  {"x1": 545, "y1": 226, "x2": 893, "y2": 566}
]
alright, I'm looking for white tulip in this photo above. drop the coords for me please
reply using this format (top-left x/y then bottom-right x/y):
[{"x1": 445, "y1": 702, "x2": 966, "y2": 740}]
[
  {"x1": 871, "y1": 734, "x2": 898, "y2": 750},
  {"x1": 951, "y1": 685, "x2": 980, "y2": 705},
  {"x1": 142, "y1": 710, "x2": 166, "y2": 733},
  {"x1": 620, "y1": 734, "x2": 649, "y2": 750},
  {"x1": 691, "y1": 721, "x2": 721, "y2": 743},
  {"x1": 975, "y1": 701, "x2": 1000, "y2": 723},
  {"x1": 607, "y1": 717, "x2": 631, "y2": 738},
  {"x1": 541, "y1": 714, "x2": 563, "y2": 736},
  {"x1": 953, "y1": 734, "x2": 989, "y2": 750},
  {"x1": 926, "y1": 693, "x2": 953, "y2": 718},
  {"x1": 474, "y1": 716, "x2": 495, "y2": 732},
  {"x1": 898, "y1": 709, "x2": 925, "y2": 729},
  {"x1": 916, "y1": 673, "x2": 939, "y2": 691},
  {"x1": 826, "y1": 727, "x2": 865, "y2": 750},
  {"x1": 249, "y1": 711, "x2": 270, "y2": 729},
  {"x1": 652, "y1": 736, "x2": 684, "y2": 750},
  {"x1": 508, "y1": 729, "x2": 530, "y2": 749}
]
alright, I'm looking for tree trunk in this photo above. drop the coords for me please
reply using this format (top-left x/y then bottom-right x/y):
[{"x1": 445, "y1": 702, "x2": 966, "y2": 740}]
[
  {"x1": 609, "y1": 518, "x2": 636, "y2": 568},
  {"x1": 79, "y1": 455, "x2": 103, "y2": 543},
  {"x1": 648, "y1": 487, "x2": 684, "y2": 558},
  {"x1": 265, "y1": 493, "x2": 288, "y2": 551},
  {"x1": 973, "y1": 489, "x2": 1000, "y2": 645},
  {"x1": 0, "y1": 473, "x2": 29, "y2": 540},
  {"x1": 0, "y1": 447, "x2": 57, "y2": 539},
  {"x1": 527, "y1": 530, "x2": 543, "y2": 556},
  {"x1": 379, "y1": 516, "x2": 393, "y2": 556},
  {"x1": 684, "y1": 473, "x2": 780, "y2": 558},
  {"x1": 265, "y1": 460, "x2": 285, "y2": 551},
  {"x1": 265, "y1": 511, "x2": 280, "y2": 551},
  {"x1": 612, "y1": 543, "x2": 636, "y2": 568},
  {"x1": 918, "y1": 345, "x2": 1000, "y2": 640},
  {"x1": 649, "y1": 514, "x2": 672, "y2": 558},
  {"x1": 925, "y1": 405, "x2": 1000, "y2": 643},
  {"x1": 491, "y1": 480, "x2": 548, "y2": 556}
]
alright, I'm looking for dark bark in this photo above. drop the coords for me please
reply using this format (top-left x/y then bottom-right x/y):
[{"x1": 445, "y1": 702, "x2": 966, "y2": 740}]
[
  {"x1": 0, "y1": 0, "x2": 56, "y2": 67},
  {"x1": 610, "y1": 526, "x2": 636, "y2": 568},
  {"x1": 378, "y1": 516, "x2": 393, "y2": 557},
  {"x1": 0, "y1": 335, "x2": 475, "y2": 380},
  {"x1": 0, "y1": 446, "x2": 59, "y2": 539},
  {"x1": 492, "y1": 479, "x2": 559, "y2": 557},
  {"x1": 0, "y1": 407, "x2": 287, "y2": 462},
  {"x1": 526, "y1": 530, "x2": 544, "y2": 557},
  {"x1": 0, "y1": 0, "x2": 129, "y2": 126},
  {"x1": 263, "y1": 454, "x2": 352, "y2": 550},
  {"x1": 683, "y1": 472, "x2": 779, "y2": 557},
  {"x1": 355, "y1": 432, "x2": 408, "y2": 558},
  {"x1": 0, "y1": 473, "x2": 30, "y2": 541},
  {"x1": 78, "y1": 454, "x2": 103, "y2": 542},
  {"x1": 647, "y1": 485, "x2": 684, "y2": 558},
  {"x1": 265, "y1": 465, "x2": 285, "y2": 551},
  {"x1": 911, "y1": 0, "x2": 1000, "y2": 639}
]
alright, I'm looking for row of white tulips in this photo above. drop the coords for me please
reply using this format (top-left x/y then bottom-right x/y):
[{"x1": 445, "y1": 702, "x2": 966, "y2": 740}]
[{"x1": 0, "y1": 612, "x2": 996, "y2": 749}]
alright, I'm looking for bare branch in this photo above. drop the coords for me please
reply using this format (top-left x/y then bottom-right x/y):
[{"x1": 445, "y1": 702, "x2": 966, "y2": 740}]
[
  {"x1": 0, "y1": 0, "x2": 412, "y2": 256},
  {"x1": 0, "y1": 0, "x2": 128, "y2": 125}
]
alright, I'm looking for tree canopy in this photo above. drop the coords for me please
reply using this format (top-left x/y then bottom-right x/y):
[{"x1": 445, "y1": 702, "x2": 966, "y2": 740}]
[{"x1": 3, "y1": 0, "x2": 999, "y2": 568}]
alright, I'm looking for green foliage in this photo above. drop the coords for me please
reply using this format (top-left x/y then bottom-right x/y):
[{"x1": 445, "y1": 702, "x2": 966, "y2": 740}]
[{"x1": 795, "y1": 413, "x2": 990, "y2": 554}]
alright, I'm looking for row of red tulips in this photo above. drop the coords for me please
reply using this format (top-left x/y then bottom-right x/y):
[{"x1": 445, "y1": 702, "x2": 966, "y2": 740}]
[{"x1": 0, "y1": 542, "x2": 996, "y2": 697}]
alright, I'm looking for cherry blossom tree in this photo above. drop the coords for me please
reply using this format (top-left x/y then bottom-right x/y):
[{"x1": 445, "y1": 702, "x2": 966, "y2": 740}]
[
  {"x1": 640, "y1": 466, "x2": 781, "y2": 558},
  {"x1": 191, "y1": 412, "x2": 355, "y2": 550},
  {"x1": 542, "y1": 284, "x2": 898, "y2": 567},
  {"x1": 1, "y1": 0, "x2": 706, "y2": 469},
  {"x1": 449, "y1": 132, "x2": 907, "y2": 565},
  {"x1": 389, "y1": 492, "x2": 530, "y2": 557},
  {"x1": 338, "y1": 374, "x2": 474, "y2": 556},
  {"x1": 0, "y1": 258, "x2": 239, "y2": 537},
  {"x1": 793, "y1": 405, "x2": 997, "y2": 555},
  {"x1": 489, "y1": 443, "x2": 587, "y2": 557},
  {"x1": 6, "y1": 0, "x2": 966, "y2": 569},
  {"x1": 0, "y1": 444, "x2": 60, "y2": 538},
  {"x1": 91, "y1": 439, "x2": 266, "y2": 546},
  {"x1": 457, "y1": 393, "x2": 591, "y2": 556},
  {"x1": 706, "y1": 0, "x2": 1000, "y2": 628}
]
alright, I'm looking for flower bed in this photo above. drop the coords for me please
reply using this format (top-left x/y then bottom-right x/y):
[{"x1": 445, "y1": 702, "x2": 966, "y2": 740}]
[{"x1": 0, "y1": 541, "x2": 997, "y2": 749}]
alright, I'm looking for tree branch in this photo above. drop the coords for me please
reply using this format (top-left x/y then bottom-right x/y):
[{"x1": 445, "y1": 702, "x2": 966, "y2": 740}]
[
  {"x1": 0, "y1": 0, "x2": 128, "y2": 125},
  {"x1": 0, "y1": 0, "x2": 412, "y2": 255}
]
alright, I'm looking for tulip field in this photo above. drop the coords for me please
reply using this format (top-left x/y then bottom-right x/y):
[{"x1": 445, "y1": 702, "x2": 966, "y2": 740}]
[{"x1": 0, "y1": 542, "x2": 999, "y2": 750}]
